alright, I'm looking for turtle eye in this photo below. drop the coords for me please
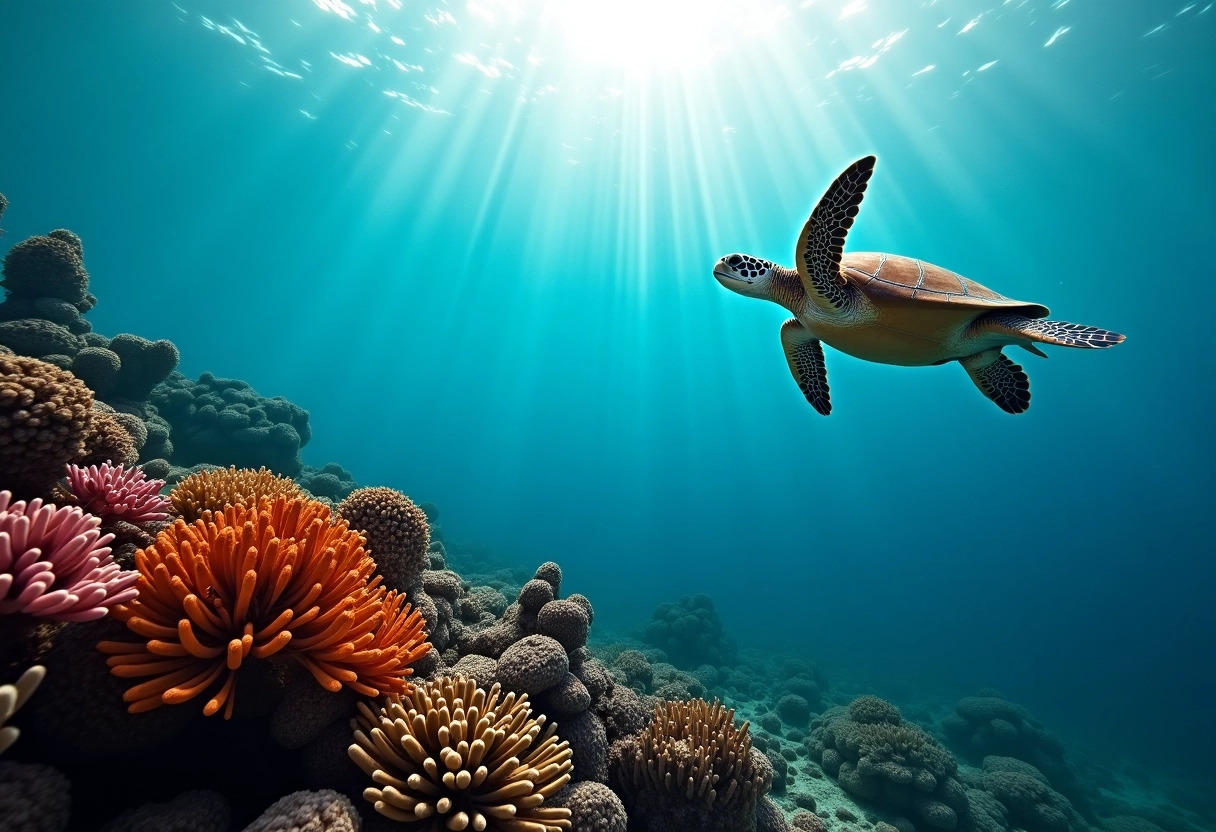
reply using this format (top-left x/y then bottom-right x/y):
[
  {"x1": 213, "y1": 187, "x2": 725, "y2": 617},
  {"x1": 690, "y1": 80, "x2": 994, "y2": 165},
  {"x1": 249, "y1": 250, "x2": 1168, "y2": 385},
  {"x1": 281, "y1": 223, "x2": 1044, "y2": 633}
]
[{"x1": 728, "y1": 255, "x2": 742, "y2": 267}]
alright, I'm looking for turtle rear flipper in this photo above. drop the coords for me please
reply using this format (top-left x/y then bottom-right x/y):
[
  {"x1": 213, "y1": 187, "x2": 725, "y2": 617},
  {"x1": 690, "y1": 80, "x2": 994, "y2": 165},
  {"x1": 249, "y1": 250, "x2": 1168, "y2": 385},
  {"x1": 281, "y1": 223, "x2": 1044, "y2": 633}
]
[
  {"x1": 976, "y1": 312, "x2": 1126, "y2": 349},
  {"x1": 961, "y1": 349, "x2": 1031, "y2": 414}
]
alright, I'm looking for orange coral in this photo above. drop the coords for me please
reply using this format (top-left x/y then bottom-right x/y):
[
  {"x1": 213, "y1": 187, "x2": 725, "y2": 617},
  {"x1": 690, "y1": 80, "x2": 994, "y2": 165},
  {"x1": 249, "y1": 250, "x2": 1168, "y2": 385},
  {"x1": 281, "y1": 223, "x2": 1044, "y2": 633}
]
[{"x1": 97, "y1": 496, "x2": 430, "y2": 719}]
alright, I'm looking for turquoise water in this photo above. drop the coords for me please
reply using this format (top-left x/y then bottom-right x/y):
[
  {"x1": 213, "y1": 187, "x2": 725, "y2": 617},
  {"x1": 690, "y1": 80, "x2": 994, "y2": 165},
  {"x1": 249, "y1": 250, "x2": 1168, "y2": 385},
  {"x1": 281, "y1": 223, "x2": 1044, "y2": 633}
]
[{"x1": 1, "y1": 0, "x2": 1212, "y2": 797}]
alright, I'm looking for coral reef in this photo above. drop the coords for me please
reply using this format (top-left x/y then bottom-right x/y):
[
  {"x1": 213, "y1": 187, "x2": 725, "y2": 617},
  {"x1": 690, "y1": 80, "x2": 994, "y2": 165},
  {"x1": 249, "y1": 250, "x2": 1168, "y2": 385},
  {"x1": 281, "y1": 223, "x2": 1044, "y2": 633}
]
[
  {"x1": 943, "y1": 692, "x2": 1094, "y2": 820},
  {"x1": 97, "y1": 496, "x2": 430, "y2": 718},
  {"x1": 151, "y1": 371, "x2": 311, "y2": 476},
  {"x1": 168, "y1": 465, "x2": 305, "y2": 523},
  {"x1": 0, "y1": 491, "x2": 137, "y2": 622},
  {"x1": 0, "y1": 355, "x2": 93, "y2": 497},
  {"x1": 337, "y1": 486, "x2": 431, "y2": 593},
  {"x1": 551, "y1": 781, "x2": 628, "y2": 832},
  {"x1": 643, "y1": 594, "x2": 737, "y2": 668},
  {"x1": 349, "y1": 674, "x2": 573, "y2": 829},
  {"x1": 611, "y1": 697, "x2": 769, "y2": 832},
  {"x1": 61, "y1": 462, "x2": 169, "y2": 526},
  {"x1": 244, "y1": 789, "x2": 361, "y2": 832},
  {"x1": 808, "y1": 697, "x2": 967, "y2": 831}
]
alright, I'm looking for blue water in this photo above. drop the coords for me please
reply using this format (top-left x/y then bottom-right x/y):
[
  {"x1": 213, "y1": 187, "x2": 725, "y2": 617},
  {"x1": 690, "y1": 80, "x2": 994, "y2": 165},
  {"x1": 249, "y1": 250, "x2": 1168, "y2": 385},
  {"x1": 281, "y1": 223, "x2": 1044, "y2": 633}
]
[{"x1": 2, "y1": 0, "x2": 1213, "y2": 787}]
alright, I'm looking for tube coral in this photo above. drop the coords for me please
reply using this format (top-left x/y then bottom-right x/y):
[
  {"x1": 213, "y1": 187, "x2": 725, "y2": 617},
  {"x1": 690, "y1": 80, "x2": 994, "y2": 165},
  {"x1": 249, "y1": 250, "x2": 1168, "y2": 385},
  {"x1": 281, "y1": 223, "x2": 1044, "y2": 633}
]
[
  {"x1": 0, "y1": 491, "x2": 135, "y2": 622},
  {"x1": 97, "y1": 496, "x2": 430, "y2": 719},
  {"x1": 0, "y1": 665, "x2": 45, "y2": 754},
  {"x1": 349, "y1": 675, "x2": 573, "y2": 830},
  {"x1": 62, "y1": 462, "x2": 170, "y2": 526}
]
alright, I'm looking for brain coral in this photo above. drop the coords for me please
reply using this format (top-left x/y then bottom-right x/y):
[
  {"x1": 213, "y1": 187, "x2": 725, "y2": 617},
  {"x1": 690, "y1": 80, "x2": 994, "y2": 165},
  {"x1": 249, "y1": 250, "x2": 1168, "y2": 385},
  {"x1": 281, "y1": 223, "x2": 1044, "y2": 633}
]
[
  {"x1": 337, "y1": 486, "x2": 430, "y2": 592},
  {"x1": 169, "y1": 465, "x2": 304, "y2": 523},
  {"x1": 809, "y1": 706, "x2": 964, "y2": 831},
  {"x1": 0, "y1": 355, "x2": 93, "y2": 496},
  {"x1": 97, "y1": 495, "x2": 431, "y2": 718},
  {"x1": 1, "y1": 234, "x2": 90, "y2": 304},
  {"x1": 613, "y1": 698, "x2": 768, "y2": 832},
  {"x1": 349, "y1": 675, "x2": 573, "y2": 830},
  {"x1": 78, "y1": 407, "x2": 138, "y2": 468},
  {"x1": 643, "y1": 594, "x2": 737, "y2": 668},
  {"x1": 150, "y1": 371, "x2": 311, "y2": 475}
]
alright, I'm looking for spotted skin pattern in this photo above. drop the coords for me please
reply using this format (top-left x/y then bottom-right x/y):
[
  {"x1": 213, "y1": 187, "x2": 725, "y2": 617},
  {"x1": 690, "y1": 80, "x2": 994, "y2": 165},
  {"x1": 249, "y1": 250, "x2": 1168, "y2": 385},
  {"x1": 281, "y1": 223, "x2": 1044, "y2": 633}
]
[
  {"x1": 724, "y1": 253, "x2": 774, "y2": 280},
  {"x1": 979, "y1": 313, "x2": 1125, "y2": 349},
  {"x1": 963, "y1": 350, "x2": 1030, "y2": 414},
  {"x1": 780, "y1": 319, "x2": 831, "y2": 415},
  {"x1": 797, "y1": 155, "x2": 875, "y2": 311}
]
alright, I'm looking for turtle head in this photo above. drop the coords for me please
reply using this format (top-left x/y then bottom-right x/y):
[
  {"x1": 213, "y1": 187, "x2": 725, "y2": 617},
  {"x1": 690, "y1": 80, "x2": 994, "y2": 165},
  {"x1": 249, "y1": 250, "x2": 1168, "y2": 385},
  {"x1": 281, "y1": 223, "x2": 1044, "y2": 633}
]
[{"x1": 713, "y1": 253, "x2": 776, "y2": 299}]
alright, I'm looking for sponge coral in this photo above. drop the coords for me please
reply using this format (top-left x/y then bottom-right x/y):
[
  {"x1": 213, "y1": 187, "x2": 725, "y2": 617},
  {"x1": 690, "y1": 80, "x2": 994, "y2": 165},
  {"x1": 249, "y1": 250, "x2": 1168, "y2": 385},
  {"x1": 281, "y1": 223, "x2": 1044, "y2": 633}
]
[
  {"x1": 613, "y1": 698, "x2": 767, "y2": 832},
  {"x1": 78, "y1": 407, "x2": 138, "y2": 467},
  {"x1": 169, "y1": 466, "x2": 304, "y2": 523},
  {"x1": 349, "y1": 674, "x2": 573, "y2": 830},
  {"x1": 0, "y1": 491, "x2": 136, "y2": 621},
  {"x1": 337, "y1": 486, "x2": 430, "y2": 592},
  {"x1": 97, "y1": 496, "x2": 431, "y2": 718},
  {"x1": 0, "y1": 355, "x2": 93, "y2": 497},
  {"x1": 62, "y1": 463, "x2": 169, "y2": 526},
  {"x1": 1, "y1": 235, "x2": 89, "y2": 304}
]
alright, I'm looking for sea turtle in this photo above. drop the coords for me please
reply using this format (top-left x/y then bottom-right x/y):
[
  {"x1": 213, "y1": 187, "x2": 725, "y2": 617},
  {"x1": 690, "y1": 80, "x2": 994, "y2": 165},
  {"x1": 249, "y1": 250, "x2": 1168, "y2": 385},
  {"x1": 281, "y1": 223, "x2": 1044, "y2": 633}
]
[{"x1": 713, "y1": 156, "x2": 1124, "y2": 414}]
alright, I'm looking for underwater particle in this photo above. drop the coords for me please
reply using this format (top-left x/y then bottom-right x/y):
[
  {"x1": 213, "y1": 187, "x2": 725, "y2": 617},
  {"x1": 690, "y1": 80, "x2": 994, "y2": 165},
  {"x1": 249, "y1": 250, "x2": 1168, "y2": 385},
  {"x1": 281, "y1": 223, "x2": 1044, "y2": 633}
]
[
  {"x1": 243, "y1": 789, "x2": 360, "y2": 832},
  {"x1": 336, "y1": 485, "x2": 430, "y2": 592},
  {"x1": 169, "y1": 465, "x2": 304, "y2": 522},
  {"x1": 0, "y1": 664, "x2": 46, "y2": 754},
  {"x1": 1, "y1": 234, "x2": 90, "y2": 304},
  {"x1": 0, "y1": 355, "x2": 93, "y2": 497},
  {"x1": 0, "y1": 491, "x2": 136, "y2": 621},
  {"x1": 96, "y1": 495, "x2": 431, "y2": 718},
  {"x1": 612, "y1": 698, "x2": 768, "y2": 832},
  {"x1": 62, "y1": 462, "x2": 170, "y2": 526},
  {"x1": 348, "y1": 675, "x2": 573, "y2": 830}
]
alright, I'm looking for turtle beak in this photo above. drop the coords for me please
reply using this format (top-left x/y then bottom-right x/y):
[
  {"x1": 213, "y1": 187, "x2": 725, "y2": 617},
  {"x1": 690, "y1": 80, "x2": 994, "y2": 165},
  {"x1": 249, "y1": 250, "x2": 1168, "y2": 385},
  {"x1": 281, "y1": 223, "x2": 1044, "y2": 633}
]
[{"x1": 713, "y1": 262, "x2": 741, "y2": 282}]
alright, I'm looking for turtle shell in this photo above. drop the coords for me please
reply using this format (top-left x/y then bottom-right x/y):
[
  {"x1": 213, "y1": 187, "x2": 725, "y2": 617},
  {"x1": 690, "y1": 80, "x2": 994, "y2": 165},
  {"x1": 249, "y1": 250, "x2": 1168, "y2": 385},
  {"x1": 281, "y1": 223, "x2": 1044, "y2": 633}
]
[{"x1": 841, "y1": 252, "x2": 1049, "y2": 318}]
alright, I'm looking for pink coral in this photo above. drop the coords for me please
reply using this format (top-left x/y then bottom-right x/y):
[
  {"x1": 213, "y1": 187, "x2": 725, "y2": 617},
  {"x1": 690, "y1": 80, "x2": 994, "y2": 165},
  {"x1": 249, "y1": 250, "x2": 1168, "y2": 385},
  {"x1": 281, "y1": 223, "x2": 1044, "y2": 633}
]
[
  {"x1": 62, "y1": 463, "x2": 169, "y2": 525},
  {"x1": 0, "y1": 491, "x2": 136, "y2": 622}
]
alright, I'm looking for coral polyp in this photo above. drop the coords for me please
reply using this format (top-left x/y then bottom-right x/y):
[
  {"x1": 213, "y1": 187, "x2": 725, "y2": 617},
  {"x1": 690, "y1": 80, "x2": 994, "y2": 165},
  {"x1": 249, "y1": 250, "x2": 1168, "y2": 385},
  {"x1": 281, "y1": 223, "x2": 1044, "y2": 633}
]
[{"x1": 97, "y1": 495, "x2": 431, "y2": 718}]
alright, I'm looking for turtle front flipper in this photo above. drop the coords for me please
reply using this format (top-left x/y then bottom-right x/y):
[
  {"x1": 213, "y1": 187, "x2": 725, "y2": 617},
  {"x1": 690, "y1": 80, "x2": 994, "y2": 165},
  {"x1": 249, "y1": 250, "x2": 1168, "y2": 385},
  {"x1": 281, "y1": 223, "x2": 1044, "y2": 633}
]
[
  {"x1": 781, "y1": 318, "x2": 831, "y2": 415},
  {"x1": 795, "y1": 156, "x2": 875, "y2": 313},
  {"x1": 961, "y1": 349, "x2": 1030, "y2": 414}
]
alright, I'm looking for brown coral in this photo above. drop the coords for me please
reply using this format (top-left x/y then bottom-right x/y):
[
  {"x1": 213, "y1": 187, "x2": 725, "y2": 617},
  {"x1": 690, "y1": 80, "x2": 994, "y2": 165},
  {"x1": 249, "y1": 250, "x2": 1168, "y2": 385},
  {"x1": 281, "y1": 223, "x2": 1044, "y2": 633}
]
[
  {"x1": 169, "y1": 466, "x2": 304, "y2": 523},
  {"x1": 614, "y1": 698, "x2": 767, "y2": 832},
  {"x1": 97, "y1": 496, "x2": 431, "y2": 718},
  {"x1": 0, "y1": 355, "x2": 93, "y2": 497},
  {"x1": 337, "y1": 486, "x2": 430, "y2": 592},
  {"x1": 78, "y1": 407, "x2": 138, "y2": 467},
  {"x1": 349, "y1": 674, "x2": 573, "y2": 831}
]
